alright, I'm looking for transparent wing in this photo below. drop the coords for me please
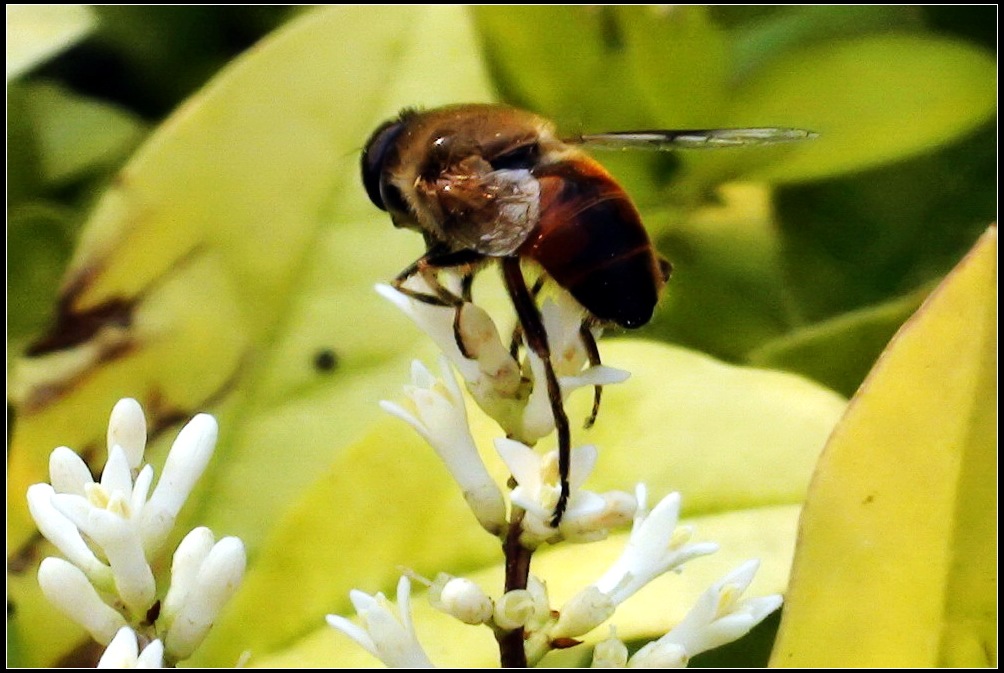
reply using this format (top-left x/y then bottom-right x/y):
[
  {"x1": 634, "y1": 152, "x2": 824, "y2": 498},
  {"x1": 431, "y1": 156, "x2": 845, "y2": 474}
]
[{"x1": 567, "y1": 127, "x2": 818, "y2": 150}]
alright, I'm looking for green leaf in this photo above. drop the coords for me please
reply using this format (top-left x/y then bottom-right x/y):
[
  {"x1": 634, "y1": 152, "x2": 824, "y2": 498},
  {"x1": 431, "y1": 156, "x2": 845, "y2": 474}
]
[
  {"x1": 7, "y1": 202, "x2": 79, "y2": 347},
  {"x1": 6, "y1": 5, "x2": 493, "y2": 665},
  {"x1": 770, "y1": 227, "x2": 997, "y2": 666},
  {"x1": 723, "y1": 35, "x2": 997, "y2": 183},
  {"x1": 6, "y1": 4, "x2": 96, "y2": 80},
  {"x1": 725, "y1": 6, "x2": 925, "y2": 81},
  {"x1": 773, "y1": 123, "x2": 997, "y2": 323},
  {"x1": 20, "y1": 81, "x2": 147, "y2": 186},
  {"x1": 642, "y1": 183, "x2": 794, "y2": 362},
  {"x1": 617, "y1": 7, "x2": 729, "y2": 128},
  {"x1": 191, "y1": 339, "x2": 844, "y2": 665},
  {"x1": 747, "y1": 288, "x2": 929, "y2": 398},
  {"x1": 472, "y1": 6, "x2": 656, "y2": 131}
]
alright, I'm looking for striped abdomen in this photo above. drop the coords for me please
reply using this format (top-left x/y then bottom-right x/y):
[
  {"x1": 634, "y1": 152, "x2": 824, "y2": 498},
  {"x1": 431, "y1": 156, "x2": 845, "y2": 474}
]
[{"x1": 518, "y1": 158, "x2": 669, "y2": 328}]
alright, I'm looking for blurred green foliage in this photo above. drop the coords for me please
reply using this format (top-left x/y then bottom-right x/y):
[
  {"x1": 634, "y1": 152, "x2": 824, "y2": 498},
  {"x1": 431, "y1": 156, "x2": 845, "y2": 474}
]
[{"x1": 5, "y1": 5, "x2": 996, "y2": 668}]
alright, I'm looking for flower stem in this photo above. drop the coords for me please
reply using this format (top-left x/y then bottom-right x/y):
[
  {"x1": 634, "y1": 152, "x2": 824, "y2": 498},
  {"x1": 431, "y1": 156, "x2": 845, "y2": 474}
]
[{"x1": 498, "y1": 507, "x2": 532, "y2": 668}]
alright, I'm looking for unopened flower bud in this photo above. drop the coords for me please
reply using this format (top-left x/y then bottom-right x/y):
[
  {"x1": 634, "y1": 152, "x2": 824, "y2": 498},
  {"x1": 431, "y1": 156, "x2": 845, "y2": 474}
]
[
  {"x1": 97, "y1": 627, "x2": 164, "y2": 668},
  {"x1": 591, "y1": 628, "x2": 629, "y2": 668},
  {"x1": 434, "y1": 577, "x2": 493, "y2": 625},
  {"x1": 38, "y1": 557, "x2": 126, "y2": 645},
  {"x1": 164, "y1": 536, "x2": 246, "y2": 661},
  {"x1": 107, "y1": 398, "x2": 147, "y2": 470},
  {"x1": 48, "y1": 446, "x2": 93, "y2": 496},
  {"x1": 161, "y1": 527, "x2": 216, "y2": 628},
  {"x1": 141, "y1": 414, "x2": 217, "y2": 553}
]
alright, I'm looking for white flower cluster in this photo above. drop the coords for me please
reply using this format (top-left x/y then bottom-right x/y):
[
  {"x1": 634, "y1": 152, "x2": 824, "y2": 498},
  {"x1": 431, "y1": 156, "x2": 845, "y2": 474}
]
[
  {"x1": 328, "y1": 497, "x2": 779, "y2": 667},
  {"x1": 26, "y1": 398, "x2": 246, "y2": 667},
  {"x1": 379, "y1": 276, "x2": 631, "y2": 545},
  {"x1": 326, "y1": 279, "x2": 782, "y2": 667}
]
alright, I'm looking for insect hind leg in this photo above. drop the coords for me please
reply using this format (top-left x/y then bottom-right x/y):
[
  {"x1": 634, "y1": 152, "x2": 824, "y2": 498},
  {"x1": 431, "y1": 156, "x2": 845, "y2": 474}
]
[{"x1": 579, "y1": 320, "x2": 603, "y2": 429}]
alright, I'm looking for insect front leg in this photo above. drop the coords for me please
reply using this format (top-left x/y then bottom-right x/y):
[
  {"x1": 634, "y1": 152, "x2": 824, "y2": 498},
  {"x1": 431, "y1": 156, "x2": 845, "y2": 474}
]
[
  {"x1": 392, "y1": 247, "x2": 486, "y2": 359},
  {"x1": 500, "y1": 257, "x2": 572, "y2": 527}
]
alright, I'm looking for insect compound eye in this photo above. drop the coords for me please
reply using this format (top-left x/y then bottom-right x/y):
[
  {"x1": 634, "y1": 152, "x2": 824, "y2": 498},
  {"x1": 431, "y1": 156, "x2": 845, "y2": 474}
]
[
  {"x1": 488, "y1": 142, "x2": 540, "y2": 171},
  {"x1": 361, "y1": 119, "x2": 406, "y2": 211}
]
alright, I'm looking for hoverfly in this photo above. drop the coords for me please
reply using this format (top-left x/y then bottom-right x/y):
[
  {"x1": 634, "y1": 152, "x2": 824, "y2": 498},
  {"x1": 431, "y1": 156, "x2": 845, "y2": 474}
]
[{"x1": 362, "y1": 103, "x2": 814, "y2": 525}]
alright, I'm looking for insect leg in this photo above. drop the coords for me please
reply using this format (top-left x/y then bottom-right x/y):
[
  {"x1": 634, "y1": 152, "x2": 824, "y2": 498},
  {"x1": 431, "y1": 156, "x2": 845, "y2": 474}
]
[
  {"x1": 579, "y1": 320, "x2": 603, "y2": 429},
  {"x1": 449, "y1": 272, "x2": 480, "y2": 358},
  {"x1": 508, "y1": 275, "x2": 546, "y2": 360},
  {"x1": 392, "y1": 247, "x2": 485, "y2": 358},
  {"x1": 500, "y1": 258, "x2": 571, "y2": 527}
]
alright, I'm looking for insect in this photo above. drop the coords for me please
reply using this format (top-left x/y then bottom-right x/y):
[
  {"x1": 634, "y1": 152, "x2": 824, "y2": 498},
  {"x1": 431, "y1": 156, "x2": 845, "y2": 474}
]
[{"x1": 362, "y1": 103, "x2": 814, "y2": 526}]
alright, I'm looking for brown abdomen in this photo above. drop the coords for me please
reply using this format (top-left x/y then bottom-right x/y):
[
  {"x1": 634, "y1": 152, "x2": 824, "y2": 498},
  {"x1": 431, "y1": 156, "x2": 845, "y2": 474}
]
[{"x1": 519, "y1": 158, "x2": 668, "y2": 328}]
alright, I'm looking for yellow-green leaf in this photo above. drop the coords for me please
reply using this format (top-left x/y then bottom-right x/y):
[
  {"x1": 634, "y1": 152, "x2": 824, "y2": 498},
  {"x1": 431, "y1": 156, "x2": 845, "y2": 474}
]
[{"x1": 771, "y1": 226, "x2": 997, "y2": 667}]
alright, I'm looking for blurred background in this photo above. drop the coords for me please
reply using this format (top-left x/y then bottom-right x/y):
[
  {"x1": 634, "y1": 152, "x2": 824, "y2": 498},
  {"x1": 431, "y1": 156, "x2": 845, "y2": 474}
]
[{"x1": 8, "y1": 5, "x2": 996, "y2": 395}]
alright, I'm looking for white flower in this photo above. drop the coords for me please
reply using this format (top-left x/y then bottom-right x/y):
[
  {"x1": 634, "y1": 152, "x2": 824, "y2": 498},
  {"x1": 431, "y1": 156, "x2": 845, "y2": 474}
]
[
  {"x1": 518, "y1": 347, "x2": 629, "y2": 444},
  {"x1": 631, "y1": 560, "x2": 781, "y2": 665},
  {"x1": 27, "y1": 482, "x2": 114, "y2": 588},
  {"x1": 161, "y1": 528, "x2": 247, "y2": 661},
  {"x1": 592, "y1": 486, "x2": 718, "y2": 607},
  {"x1": 381, "y1": 358, "x2": 507, "y2": 534},
  {"x1": 27, "y1": 398, "x2": 242, "y2": 664},
  {"x1": 27, "y1": 401, "x2": 218, "y2": 621},
  {"x1": 494, "y1": 439, "x2": 636, "y2": 546},
  {"x1": 505, "y1": 295, "x2": 629, "y2": 444},
  {"x1": 97, "y1": 627, "x2": 164, "y2": 668},
  {"x1": 326, "y1": 576, "x2": 434, "y2": 668}
]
